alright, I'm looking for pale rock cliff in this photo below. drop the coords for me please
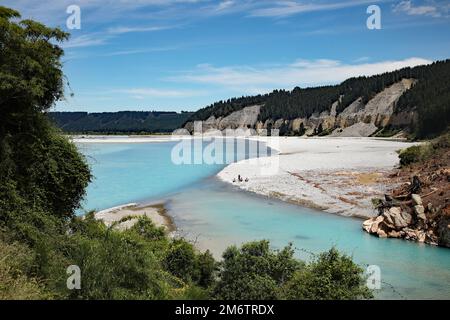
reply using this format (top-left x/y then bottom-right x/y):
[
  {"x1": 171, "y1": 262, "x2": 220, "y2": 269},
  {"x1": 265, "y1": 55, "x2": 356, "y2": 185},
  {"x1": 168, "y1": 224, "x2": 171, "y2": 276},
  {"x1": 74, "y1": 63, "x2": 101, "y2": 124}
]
[{"x1": 184, "y1": 79, "x2": 417, "y2": 137}]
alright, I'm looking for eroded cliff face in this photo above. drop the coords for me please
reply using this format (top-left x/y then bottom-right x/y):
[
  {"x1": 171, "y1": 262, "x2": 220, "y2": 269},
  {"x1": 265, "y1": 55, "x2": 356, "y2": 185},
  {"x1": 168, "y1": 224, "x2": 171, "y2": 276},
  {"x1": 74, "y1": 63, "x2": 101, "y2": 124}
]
[
  {"x1": 184, "y1": 79, "x2": 417, "y2": 136},
  {"x1": 184, "y1": 105, "x2": 261, "y2": 133}
]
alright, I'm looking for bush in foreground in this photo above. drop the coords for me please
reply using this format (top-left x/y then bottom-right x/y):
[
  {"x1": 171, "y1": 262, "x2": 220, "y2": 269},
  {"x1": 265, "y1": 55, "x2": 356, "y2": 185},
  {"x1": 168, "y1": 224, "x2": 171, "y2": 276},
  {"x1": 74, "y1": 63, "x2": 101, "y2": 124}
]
[
  {"x1": 399, "y1": 132, "x2": 450, "y2": 166},
  {"x1": 213, "y1": 241, "x2": 372, "y2": 300}
]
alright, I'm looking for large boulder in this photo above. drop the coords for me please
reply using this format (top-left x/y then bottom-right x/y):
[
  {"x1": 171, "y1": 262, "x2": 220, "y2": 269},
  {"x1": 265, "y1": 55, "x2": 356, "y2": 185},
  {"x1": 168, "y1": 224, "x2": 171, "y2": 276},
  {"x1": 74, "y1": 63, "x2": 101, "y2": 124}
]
[
  {"x1": 370, "y1": 215, "x2": 384, "y2": 234},
  {"x1": 403, "y1": 228, "x2": 418, "y2": 241},
  {"x1": 414, "y1": 205, "x2": 426, "y2": 222},
  {"x1": 362, "y1": 217, "x2": 375, "y2": 233},
  {"x1": 362, "y1": 215, "x2": 385, "y2": 234},
  {"x1": 385, "y1": 207, "x2": 411, "y2": 230},
  {"x1": 382, "y1": 209, "x2": 395, "y2": 227}
]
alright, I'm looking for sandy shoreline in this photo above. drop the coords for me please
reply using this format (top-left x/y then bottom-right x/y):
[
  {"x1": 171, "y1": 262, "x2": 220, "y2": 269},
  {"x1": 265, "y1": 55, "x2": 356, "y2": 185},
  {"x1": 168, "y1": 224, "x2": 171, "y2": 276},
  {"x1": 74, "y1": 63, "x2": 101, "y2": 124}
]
[
  {"x1": 218, "y1": 137, "x2": 416, "y2": 219},
  {"x1": 94, "y1": 202, "x2": 175, "y2": 232}
]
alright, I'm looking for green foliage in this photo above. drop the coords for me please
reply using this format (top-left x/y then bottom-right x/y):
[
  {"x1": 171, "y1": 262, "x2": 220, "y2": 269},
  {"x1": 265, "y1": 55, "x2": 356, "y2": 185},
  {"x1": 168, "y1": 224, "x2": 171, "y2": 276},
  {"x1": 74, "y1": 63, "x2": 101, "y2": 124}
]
[
  {"x1": 164, "y1": 239, "x2": 198, "y2": 283},
  {"x1": 0, "y1": 234, "x2": 46, "y2": 299},
  {"x1": 62, "y1": 215, "x2": 216, "y2": 299},
  {"x1": 396, "y1": 61, "x2": 450, "y2": 138},
  {"x1": 399, "y1": 132, "x2": 450, "y2": 166},
  {"x1": 64, "y1": 215, "x2": 173, "y2": 299},
  {"x1": 213, "y1": 241, "x2": 372, "y2": 300},
  {"x1": 0, "y1": 5, "x2": 91, "y2": 224},
  {"x1": 0, "y1": 118, "x2": 91, "y2": 223},
  {"x1": 194, "y1": 250, "x2": 216, "y2": 288},
  {"x1": 188, "y1": 96, "x2": 267, "y2": 122},
  {"x1": 399, "y1": 145, "x2": 426, "y2": 166},
  {"x1": 163, "y1": 239, "x2": 217, "y2": 289},
  {"x1": 0, "y1": 7, "x2": 68, "y2": 125},
  {"x1": 213, "y1": 241, "x2": 302, "y2": 300},
  {"x1": 281, "y1": 248, "x2": 373, "y2": 300}
]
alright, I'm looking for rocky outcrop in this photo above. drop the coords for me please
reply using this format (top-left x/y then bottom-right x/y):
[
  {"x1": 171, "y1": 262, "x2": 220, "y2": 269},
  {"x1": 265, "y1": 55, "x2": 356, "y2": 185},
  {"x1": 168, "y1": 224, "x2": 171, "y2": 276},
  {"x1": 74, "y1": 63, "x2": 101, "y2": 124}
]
[
  {"x1": 218, "y1": 105, "x2": 261, "y2": 130},
  {"x1": 331, "y1": 79, "x2": 416, "y2": 136},
  {"x1": 184, "y1": 105, "x2": 261, "y2": 133},
  {"x1": 184, "y1": 79, "x2": 417, "y2": 136},
  {"x1": 336, "y1": 98, "x2": 365, "y2": 128},
  {"x1": 363, "y1": 142, "x2": 450, "y2": 248},
  {"x1": 362, "y1": 189, "x2": 450, "y2": 247},
  {"x1": 361, "y1": 79, "x2": 415, "y2": 127},
  {"x1": 330, "y1": 122, "x2": 378, "y2": 137}
]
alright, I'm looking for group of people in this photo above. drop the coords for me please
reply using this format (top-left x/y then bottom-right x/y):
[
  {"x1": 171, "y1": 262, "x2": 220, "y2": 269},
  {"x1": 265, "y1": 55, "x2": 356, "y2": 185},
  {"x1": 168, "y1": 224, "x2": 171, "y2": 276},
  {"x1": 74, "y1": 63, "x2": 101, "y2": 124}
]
[{"x1": 233, "y1": 174, "x2": 249, "y2": 183}]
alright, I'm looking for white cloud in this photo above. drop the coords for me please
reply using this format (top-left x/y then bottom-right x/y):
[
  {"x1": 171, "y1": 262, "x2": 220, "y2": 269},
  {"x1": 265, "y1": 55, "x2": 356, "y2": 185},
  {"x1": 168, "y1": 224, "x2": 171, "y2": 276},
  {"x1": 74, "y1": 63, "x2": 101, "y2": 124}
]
[
  {"x1": 216, "y1": 1, "x2": 235, "y2": 12},
  {"x1": 102, "y1": 46, "x2": 180, "y2": 57},
  {"x1": 353, "y1": 56, "x2": 371, "y2": 63},
  {"x1": 392, "y1": 0, "x2": 449, "y2": 18},
  {"x1": 107, "y1": 25, "x2": 174, "y2": 34},
  {"x1": 63, "y1": 34, "x2": 108, "y2": 48},
  {"x1": 169, "y1": 57, "x2": 432, "y2": 92},
  {"x1": 62, "y1": 24, "x2": 175, "y2": 49},
  {"x1": 249, "y1": 0, "x2": 378, "y2": 18}
]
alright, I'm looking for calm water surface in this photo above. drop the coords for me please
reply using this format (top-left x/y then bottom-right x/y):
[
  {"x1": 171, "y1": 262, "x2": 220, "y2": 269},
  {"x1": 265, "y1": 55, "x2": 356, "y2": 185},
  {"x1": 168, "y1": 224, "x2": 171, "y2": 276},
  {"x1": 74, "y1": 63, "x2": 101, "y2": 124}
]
[{"x1": 78, "y1": 141, "x2": 450, "y2": 300}]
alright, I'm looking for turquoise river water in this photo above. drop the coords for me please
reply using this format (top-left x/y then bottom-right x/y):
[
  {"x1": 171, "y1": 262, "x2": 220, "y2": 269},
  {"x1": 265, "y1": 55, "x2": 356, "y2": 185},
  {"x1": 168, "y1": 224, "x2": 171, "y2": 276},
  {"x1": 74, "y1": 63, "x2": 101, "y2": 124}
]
[{"x1": 77, "y1": 140, "x2": 450, "y2": 300}]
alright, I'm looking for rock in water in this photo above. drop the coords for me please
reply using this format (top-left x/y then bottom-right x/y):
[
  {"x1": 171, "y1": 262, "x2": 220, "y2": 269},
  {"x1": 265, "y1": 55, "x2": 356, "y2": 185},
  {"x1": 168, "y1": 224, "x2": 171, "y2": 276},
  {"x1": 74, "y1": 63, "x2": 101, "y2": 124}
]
[
  {"x1": 377, "y1": 228, "x2": 388, "y2": 238},
  {"x1": 370, "y1": 215, "x2": 385, "y2": 233},
  {"x1": 362, "y1": 218, "x2": 375, "y2": 233},
  {"x1": 382, "y1": 209, "x2": 395, "y2": 227},
  {"x1": 417, "y1": 231, "x2": 426, "y2": 243},
  {"x1": 388, "y1": 230, "x2": 401, "y2": 238},
  {"x1": 388, "y1": 207, "x2": 410, "y2": 229}
]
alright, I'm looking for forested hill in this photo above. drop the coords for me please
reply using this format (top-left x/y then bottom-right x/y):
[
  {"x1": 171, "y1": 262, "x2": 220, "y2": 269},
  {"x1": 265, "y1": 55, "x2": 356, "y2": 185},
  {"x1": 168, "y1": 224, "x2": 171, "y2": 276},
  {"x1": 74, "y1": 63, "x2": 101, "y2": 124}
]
[
  {"x1": 49, "y1": 111, "x2": 193, "y2": 133},
  {"x1": 186, "y1": 59, "x2": 450, "y2": 138}
]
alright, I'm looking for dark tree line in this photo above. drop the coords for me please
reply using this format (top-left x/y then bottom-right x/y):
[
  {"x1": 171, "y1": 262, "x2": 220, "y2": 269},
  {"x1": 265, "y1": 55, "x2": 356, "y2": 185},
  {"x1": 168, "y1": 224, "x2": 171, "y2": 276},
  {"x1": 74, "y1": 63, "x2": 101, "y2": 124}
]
[
  {"x1": 259, "y1": 85, "x2": 339, "y2": 121},
  {"x1": 395, "y1": 60, "x2": 450, "y2": 138},
  {"x1": 188, "y1": 95, "x2": 268, "y2": 122},
  {"x1": 49, "y1": 111, "x2": 193, "y2": 133}
]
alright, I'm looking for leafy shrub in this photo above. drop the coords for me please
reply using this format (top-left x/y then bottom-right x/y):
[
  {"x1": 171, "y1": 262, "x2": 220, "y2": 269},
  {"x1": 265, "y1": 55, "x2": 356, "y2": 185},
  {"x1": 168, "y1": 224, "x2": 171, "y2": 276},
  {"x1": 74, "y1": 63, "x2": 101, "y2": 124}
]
[
  {"x1": 281, "y1": 248, "x2": 373, "y2": 300},
  {"x1": 0, "y1": 235, "x2": 46, "y2": 299},
  {"x1": 213, "y1": 241, "x2": 302, "y2": 300},
  {"x1": 213, "y1": 242, "x2": 372, "y2": 300},
  {"x1": 399, "y1": 132, "x2": 449, "y2": 166},
  {"x1": 399, "y1": 145, "x2": 425, "y2": 166}
]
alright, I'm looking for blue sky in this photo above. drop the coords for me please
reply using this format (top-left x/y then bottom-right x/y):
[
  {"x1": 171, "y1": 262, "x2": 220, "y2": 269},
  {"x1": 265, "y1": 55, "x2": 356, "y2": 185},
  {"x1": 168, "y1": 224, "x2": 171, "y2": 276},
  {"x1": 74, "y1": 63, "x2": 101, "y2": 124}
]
[{"x1": 3, "y1": 0, "x2": 450, "y2": 112}]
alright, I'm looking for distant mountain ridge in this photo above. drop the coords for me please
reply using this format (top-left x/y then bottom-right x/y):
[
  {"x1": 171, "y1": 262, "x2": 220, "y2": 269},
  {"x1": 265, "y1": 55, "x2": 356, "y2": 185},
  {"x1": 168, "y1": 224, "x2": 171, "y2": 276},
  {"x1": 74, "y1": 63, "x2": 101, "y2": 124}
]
[
  {"x1": 183, "y1": 59, "x2": 450, "y2": 138},
  {"x1": 49, "y1": 111, "x2": 193, "y2": 133}
]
